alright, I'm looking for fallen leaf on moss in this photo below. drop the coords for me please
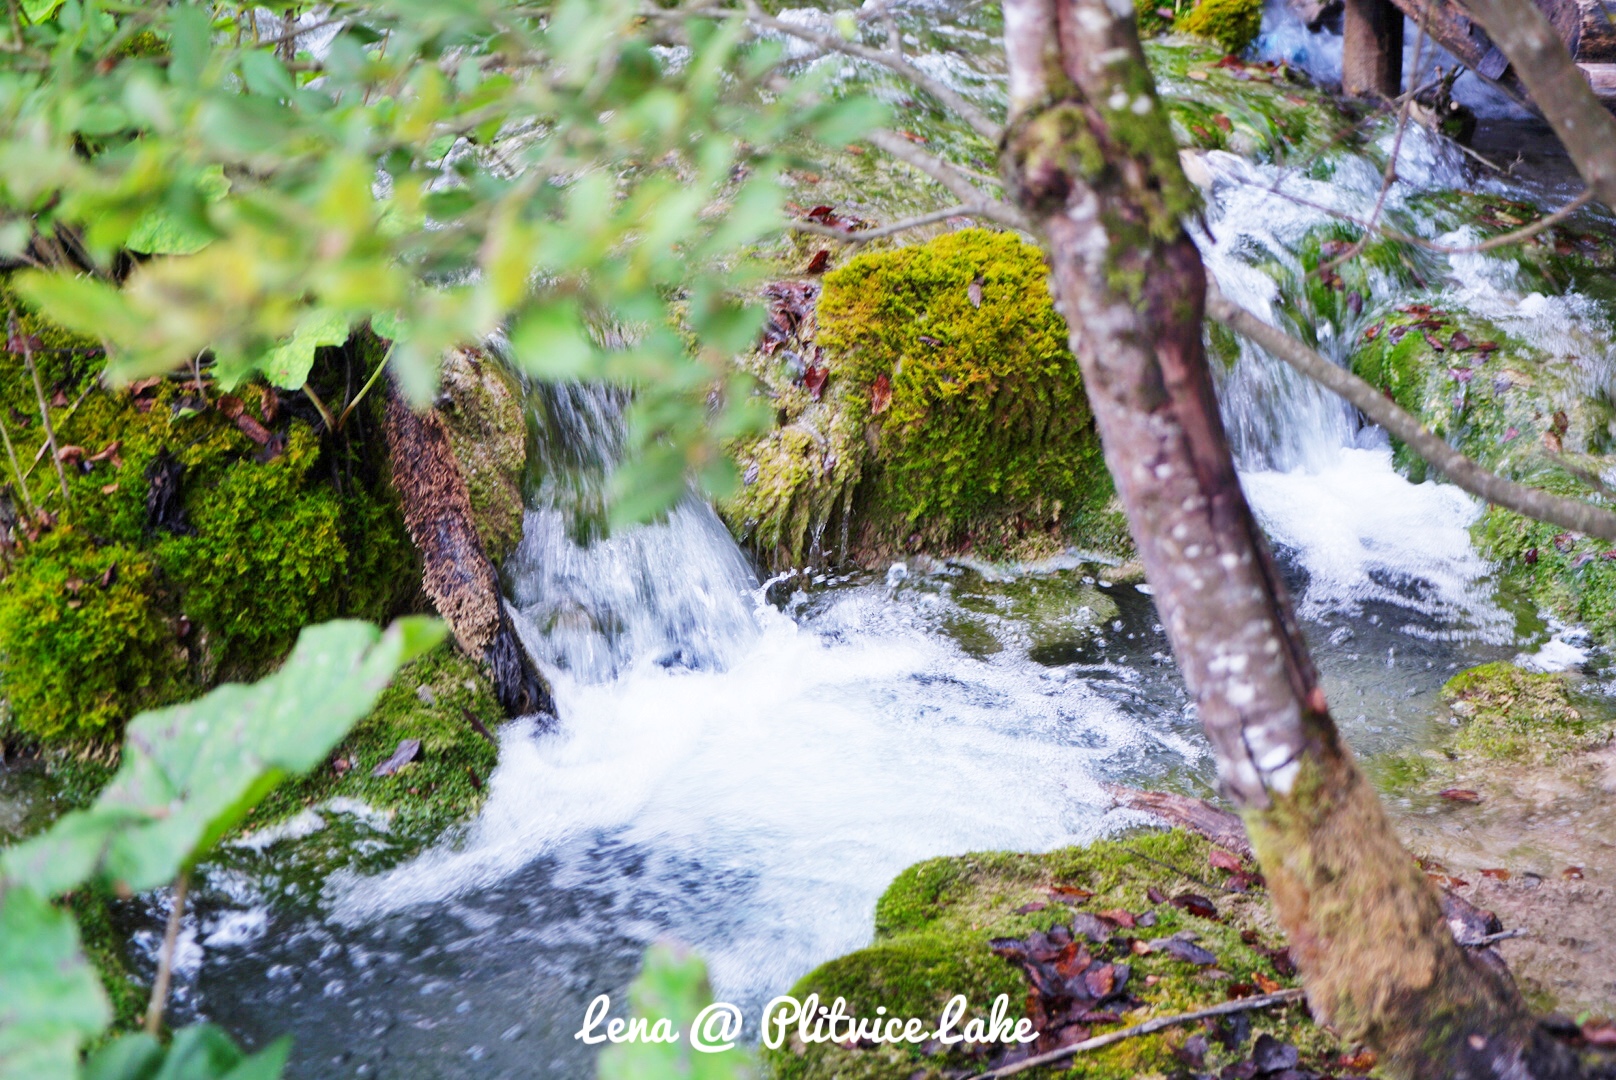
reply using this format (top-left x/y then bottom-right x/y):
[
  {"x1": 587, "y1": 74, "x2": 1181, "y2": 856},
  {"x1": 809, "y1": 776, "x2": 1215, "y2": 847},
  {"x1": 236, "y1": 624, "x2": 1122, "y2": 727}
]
[
  {"x1": 373, "y1": 738, "x2": 422, "y2": 777},
  {"x1": 1172, "y1": 892, "x2": 1218, "y2": 919},
  {"x1": 1439, "y1": 788, "x2": 1481, "y2": 803}
]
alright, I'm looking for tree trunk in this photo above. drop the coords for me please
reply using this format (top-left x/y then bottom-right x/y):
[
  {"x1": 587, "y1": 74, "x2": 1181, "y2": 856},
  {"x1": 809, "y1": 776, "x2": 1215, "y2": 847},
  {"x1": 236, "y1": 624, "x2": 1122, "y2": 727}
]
[
  {"x1": 383, "y1": 380, "x2": 553, "y2": 720},
  {"x1": 1343, "y1": 0, "x2": 1405, "y2": 98},
  {"x1": 996, "y1": 1, "x2": 1579, "y2": 1074}
]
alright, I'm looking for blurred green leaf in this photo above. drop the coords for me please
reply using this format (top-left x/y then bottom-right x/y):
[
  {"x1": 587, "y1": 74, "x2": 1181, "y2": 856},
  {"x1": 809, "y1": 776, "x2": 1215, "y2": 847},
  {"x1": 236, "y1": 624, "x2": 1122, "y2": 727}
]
[
  {"x1": 0, "y1": 617, "x2": 445, "y2": 897},
  {"x1": 598, "y1": 944, "x2": 753, "y2": 1080},
  {"x1": 259, "y1": 309, "x2": 353, "y2": 390},
  {"x1": 0, "y1": 885, "x2": 111, "y2": 1080}
]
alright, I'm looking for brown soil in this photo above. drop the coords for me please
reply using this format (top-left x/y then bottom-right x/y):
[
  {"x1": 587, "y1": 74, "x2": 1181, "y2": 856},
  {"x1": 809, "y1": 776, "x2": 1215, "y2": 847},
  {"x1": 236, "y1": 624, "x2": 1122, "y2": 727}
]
[{"x1": 1388, "y1": 744, "x2": 1616, "y2": 1017}]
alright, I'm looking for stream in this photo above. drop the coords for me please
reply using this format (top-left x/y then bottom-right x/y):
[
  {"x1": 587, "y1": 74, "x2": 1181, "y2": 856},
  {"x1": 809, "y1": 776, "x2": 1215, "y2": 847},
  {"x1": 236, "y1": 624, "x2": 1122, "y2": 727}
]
[{"x1": 10, "y1": 0, "x2": 1616, "y2": 1076}]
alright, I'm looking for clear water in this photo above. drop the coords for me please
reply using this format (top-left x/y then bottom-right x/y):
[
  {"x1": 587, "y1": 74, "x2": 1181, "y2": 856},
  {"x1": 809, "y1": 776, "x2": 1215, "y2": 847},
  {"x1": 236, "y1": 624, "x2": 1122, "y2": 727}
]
[{"x1": 32, "y1": 2, "x2": 1616, "y2": 1076}]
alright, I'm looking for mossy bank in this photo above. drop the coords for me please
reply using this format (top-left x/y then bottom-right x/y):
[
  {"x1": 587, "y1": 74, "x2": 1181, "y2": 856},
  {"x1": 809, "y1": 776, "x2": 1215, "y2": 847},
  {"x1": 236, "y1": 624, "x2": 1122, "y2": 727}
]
[{"x1": 767, "y1": 828, "x2": 1366, "y2": 1080}]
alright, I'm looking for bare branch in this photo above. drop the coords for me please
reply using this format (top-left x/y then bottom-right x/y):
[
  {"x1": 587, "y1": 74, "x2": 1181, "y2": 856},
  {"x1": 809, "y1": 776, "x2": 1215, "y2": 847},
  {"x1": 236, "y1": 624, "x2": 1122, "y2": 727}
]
[
  {"x1": 865, "y1": 129, "x2": 1030, "y2": 231},
  {"x1": 975, "y1": 989, "x2": 1308, "y2": 1079},
  {"x1": 144, "y1": 872, "x2": 189, "y2": 1037},
  {"x1": 1208, "y1": 285, "x2": 1616, "y2": 541},
  {"x1": 1221, "y1": 172, "x2": 1594, "y2": 254},
  {"x1": 684, "y1": 3, "x2": 1002, "y2": 143},
  {"x1": 788, "y1": 202, "x2": 1006, "y2": 243}
]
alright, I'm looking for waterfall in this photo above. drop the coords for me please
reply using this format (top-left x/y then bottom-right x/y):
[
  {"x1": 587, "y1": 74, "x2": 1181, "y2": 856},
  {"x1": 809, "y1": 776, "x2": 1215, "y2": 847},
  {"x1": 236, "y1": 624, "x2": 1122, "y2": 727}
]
[{"x1": 504, "y1": 383, "x2": 760, "y2": 682}]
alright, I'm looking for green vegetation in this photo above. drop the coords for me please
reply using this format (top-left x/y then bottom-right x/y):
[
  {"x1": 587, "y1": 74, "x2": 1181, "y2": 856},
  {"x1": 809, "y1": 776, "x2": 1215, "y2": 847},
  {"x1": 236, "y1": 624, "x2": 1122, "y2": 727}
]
[
  {"x1": 1441, "y1": 662, "x2": 1612, "y2": 764},
  {"x1": 0, "y1": 617, "x2": 438, "y2": 1080},
  {"x1": 1176, "y1": 0, "x2": 1264, "y2": 55},
  {"x1": 724, "y1": 230, "x2": 1119, "y2": 566},
  {"x1": 0, "y1": 289, "x2": 417, "y2": 746},
  {"x1": 766, "y1": 828, "x2": 1349, "y2": 1080},
  {"x1": 245, "y1": 643, "x2": 504, "y2": 846}
]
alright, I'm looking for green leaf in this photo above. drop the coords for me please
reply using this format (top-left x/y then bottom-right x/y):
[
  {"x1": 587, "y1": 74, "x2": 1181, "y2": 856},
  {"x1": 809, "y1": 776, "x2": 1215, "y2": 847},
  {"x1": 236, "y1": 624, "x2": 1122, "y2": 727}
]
[
  {"x1": 597, "y1": 944, "x2": 754, "y2": 1080},
  {"x1": 0, "y1": 885, "x2": 112, "y2": 1080},
  {"x1": 508, "y1": 301, "x2": 598, "y2": 380},
  {"x1": 259, "y1": 309, "x2": 353, "y2": 389},
  {"x1": 13, "y1": 272, "x2": 143, "y2": 344},
  {"x1": 0, "y1": 618, "x2": 445, "y2": 897},
  {"x1": 19, "y1": 0, "x2": 64, "y2": 23},
  {"x1": 84, "y1": 1034, "x2": 164, "y2": 1080},
  {"x1": 127, "y1": 168, "x2": 232, "y2": 256}
]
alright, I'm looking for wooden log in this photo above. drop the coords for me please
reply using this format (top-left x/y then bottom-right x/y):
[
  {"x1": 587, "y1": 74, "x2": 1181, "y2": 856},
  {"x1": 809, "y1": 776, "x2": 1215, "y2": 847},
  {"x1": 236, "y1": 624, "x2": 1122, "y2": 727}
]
[
  {"x1": 1344, "y1": 0, "x2": 1406, "y2": 96},
  {"x1": 1571, "y1": 0, "x2": 1616, "y2": 63}
]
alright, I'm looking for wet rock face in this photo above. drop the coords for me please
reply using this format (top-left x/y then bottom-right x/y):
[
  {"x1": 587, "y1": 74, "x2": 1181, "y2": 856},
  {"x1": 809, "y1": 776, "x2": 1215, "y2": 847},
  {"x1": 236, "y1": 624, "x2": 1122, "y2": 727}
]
[
  {"x1": 723, "y1": 230, "x2": 1126, "y2": 570},
  {"x1": 434, "y1": 346, "x2": 528, "y2": 568}
]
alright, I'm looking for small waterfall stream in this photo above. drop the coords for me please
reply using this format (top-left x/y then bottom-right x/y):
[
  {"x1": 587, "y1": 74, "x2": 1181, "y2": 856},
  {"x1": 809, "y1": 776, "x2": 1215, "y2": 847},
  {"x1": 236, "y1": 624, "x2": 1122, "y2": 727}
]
[{"x1": 120, "y1": 2, "x2": 1616, "y2": 1075}]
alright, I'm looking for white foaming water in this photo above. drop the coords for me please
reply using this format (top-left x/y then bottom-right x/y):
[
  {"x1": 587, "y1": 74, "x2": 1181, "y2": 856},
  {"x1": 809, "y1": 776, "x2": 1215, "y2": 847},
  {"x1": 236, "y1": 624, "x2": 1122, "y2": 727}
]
[
  {"x1": 330, "y1": 384, "x2": 1179, "y2": 1002},
  {"x1": 333, "y1": 577, "x2": 1170, "y2": 1000},
  {"x1": 1191, "y1": 121, "x2": 1516, "y2": 639},
  {"x1": 1240, "y1": 447, "x2": 1510, "y2": 639}
]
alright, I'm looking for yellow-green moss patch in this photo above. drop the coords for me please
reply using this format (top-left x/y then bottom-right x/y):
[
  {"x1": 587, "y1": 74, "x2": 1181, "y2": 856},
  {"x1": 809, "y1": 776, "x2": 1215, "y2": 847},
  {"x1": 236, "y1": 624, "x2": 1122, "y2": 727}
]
[
  {"x1": 766, "y1": 829, "x2": 1356, "y2": 1080},
  {"x1": 1442, "y1": 662, "x2": 1612, "y2": 764}
]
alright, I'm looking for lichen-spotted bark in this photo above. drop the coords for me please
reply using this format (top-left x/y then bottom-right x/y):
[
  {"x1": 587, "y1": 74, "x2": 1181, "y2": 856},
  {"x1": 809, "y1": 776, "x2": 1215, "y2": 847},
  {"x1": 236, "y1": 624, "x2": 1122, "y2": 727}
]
[{"x1": 997, "y1": 0, "x2": 1578, "y2": 1074}]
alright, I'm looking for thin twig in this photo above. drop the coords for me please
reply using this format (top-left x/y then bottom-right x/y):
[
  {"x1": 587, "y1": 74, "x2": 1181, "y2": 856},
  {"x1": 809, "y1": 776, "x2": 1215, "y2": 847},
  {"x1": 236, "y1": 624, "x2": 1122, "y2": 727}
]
[
  {"x1": 1223, "y1": 174, "x2": 1593, "y2": 256},
  {"x1": 144, "y1": 872, "x2": 189, "y2": 1037},
  {"x1": 336, "y1": 344, "x2": 392, "y2": 431},
  {"x1": 10, "y1": 312, "x2": 69, "y2": 503},
  {"x1": 1208, "y1": 285, "x2": 1616, "y2": 542},
  {"x1": 1456, "y1": 927, "x2": 1527, "y2": 947},
  {"x1": 1119, "y1": 845, "x2": 1242, "y2": 895},
  {"x1": 864, "y1": 129, "x2": 1030, "y2": 231},
  {"x1": 303, "y1": 381, "x2": 338, "y2": 432},
  {"x1": 1318, "y1": 0, "x2": 1434, "y2": 279},
  {"x1": 0, "y1": 412, "x2": 36, "y2": 519},
  {"x1": 790, "y1": 202, "x2": 1002, "y2": 243},
  {"x1": 974, "y1": 989, "x2": 1307, "y2": 1078},
  {"x1": 22, "y1": 382, "x2": 93, "y2": 481}
]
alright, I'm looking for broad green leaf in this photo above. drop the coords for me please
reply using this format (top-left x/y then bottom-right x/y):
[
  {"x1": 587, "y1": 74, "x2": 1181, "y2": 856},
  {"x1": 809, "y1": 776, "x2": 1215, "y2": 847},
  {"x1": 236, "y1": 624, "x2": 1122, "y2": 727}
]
[
  {"x1": 13, "y1": 272, "x2": 143, "y2": 344},
  {"x1": 0, "y1": 885, "x2": 112, "y2": 1080},
  {"x1": 84, "y1": 1034, "x2": 163, "y2": 1080},
  {"x1": 20, "y1": 0, "x2": 63, "y2": 23},
  {"x1": 597, "y1": 944, "x2": 753, "y2": 1080},
  {"x1": 508, "y1": 301, "x2": 597, "y2": 380},
  {"x1": 0, "y1": 618, "x2": 445, "y2": 897},
  {"x1": 260, "y1": 309, "x2": 353, "y2": 390},
  {"x1": 127, "y1": 169, "x2": 232, "y2": 256}
]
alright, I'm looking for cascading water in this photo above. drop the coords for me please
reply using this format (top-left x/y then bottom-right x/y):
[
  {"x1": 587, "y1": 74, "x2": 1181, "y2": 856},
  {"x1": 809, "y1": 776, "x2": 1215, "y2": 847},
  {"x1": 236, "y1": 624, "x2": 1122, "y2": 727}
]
[{"x1": 132, "y1": 2, "x2": 1616, "y2": 1074}]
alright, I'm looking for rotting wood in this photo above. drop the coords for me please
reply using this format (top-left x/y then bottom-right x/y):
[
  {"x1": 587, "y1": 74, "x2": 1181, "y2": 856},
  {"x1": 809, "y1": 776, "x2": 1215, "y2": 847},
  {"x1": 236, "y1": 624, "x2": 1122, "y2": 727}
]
[{"x1": 384, "y1": 380, "x2": 553, "y2": 720}]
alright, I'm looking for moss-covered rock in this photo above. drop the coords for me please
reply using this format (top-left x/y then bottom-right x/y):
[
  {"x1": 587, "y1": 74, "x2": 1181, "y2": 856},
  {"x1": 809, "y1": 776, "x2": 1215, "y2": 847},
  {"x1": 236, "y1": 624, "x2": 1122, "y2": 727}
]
[
  {"x1": 1441, "y1": 662, "x2": 1612, "y2": 764},
  {"x1": 724, "y1": 230, "x2": 1120, "y2": 568},
  {"x1": 1176, "y1": 0, "x2": 1263, "y2": 55},
  {"x1": 436, "y1": 346, "x2": 528, "y2": 567},
  {"x1": 241, "y1": 642, "x2": 503, "y2": 846},
  {"x1": 766, "y1": 829, "x2": 1357, "y2": 1080},
  {"x1": 0, "y1": 281, "x2": 417, "y2": 746}
]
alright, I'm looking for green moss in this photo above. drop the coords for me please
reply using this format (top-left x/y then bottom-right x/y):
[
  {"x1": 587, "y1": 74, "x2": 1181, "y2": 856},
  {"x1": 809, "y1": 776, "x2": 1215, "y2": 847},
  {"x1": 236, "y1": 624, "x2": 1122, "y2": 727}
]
[
  {"x1": 766, "y1": 829, "x2": 1350, "y2": 1080},
  {"x1": 1441, "y1": 661, "x2": 1612, "y2": 763},
  {"x1": 244, "y1": 643, "x2": 503, "y2": 846},
  {"x1": 0, "y1": 528, "x2": 187, "y2": 741},
  {"x1": 65, "y1": 885, "x2": 144, "y2": 1034},
  {"x1": 820, "y1": 230, "x2": 1111, "y2": 553},
  {"x1": 0, "y1": 279, "x2": 418, "y2": 746},
  {"x1": 437, "y1": 347, "x2": 528, "y2": 566},
  {"x1": 1176, "y1": 0, "x2": 1263, "y2": 55}
]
